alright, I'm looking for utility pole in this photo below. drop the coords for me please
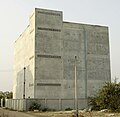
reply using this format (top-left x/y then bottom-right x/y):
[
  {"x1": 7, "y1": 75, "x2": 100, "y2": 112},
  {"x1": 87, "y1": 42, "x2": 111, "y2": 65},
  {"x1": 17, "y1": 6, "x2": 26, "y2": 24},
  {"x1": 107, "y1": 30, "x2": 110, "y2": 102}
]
[
  {"x1": 75, "y1": 56, "x2": 78, "y2": 117},
  {"x1": 23, "y1": 67, "x2": 26, "y2": 99}
]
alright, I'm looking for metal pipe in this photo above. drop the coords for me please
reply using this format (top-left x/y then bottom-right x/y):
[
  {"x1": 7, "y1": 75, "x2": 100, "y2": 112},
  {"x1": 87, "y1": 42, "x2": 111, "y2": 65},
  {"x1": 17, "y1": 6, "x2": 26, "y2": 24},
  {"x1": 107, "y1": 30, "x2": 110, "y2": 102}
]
[
  {"x1": 23, "y1": 67, "x2": 26, "y2": 99},
  {"x1": 75, "y1": 56, "x2": 78, "y2": 117},
  {"x1": 84, "y1": 30, "x2": 87, "y2": 98}
]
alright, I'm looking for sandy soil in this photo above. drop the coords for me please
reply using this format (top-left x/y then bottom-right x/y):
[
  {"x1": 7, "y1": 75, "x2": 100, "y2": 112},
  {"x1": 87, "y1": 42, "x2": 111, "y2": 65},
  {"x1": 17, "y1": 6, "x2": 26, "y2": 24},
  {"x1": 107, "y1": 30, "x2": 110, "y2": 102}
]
[
  {"x1": 29, "y1": 110, "x2": 120, "y2": 117},
  {"x1": 0, "y1": 108, "x2": 120, "y2": 117},
  {"x1": 0, "y1": 108, "x2": 35, "y2": 117}
]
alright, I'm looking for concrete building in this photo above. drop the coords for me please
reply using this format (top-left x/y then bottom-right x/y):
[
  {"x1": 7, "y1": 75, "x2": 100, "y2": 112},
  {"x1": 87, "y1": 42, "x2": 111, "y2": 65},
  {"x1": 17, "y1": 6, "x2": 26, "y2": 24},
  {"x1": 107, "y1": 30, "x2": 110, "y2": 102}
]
[{"x1": 13, "y1": 8, "x2": 111, "y2": 109}]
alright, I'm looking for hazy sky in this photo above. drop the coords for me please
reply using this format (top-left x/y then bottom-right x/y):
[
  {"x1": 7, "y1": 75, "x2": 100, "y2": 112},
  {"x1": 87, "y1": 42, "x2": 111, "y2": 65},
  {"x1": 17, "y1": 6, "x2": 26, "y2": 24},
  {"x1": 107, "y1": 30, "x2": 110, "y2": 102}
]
[{"x1": 0, "y1": 0, "x2": 120, "y2": 91}]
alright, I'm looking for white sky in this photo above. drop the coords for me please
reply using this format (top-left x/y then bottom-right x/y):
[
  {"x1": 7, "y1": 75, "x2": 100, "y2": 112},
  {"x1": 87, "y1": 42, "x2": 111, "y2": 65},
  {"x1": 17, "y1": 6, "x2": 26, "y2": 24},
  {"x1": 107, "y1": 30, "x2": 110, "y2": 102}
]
[{"x1": 0, "y1": 0, "x2": 120, "y2": 91}]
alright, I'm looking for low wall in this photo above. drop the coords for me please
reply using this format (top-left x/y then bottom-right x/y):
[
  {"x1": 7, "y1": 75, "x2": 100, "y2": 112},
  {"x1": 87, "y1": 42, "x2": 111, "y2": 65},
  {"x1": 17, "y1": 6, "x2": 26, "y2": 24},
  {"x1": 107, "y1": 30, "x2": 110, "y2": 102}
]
[{"x1": 5, "y1": 98, "x2": 88, "y2": 111}]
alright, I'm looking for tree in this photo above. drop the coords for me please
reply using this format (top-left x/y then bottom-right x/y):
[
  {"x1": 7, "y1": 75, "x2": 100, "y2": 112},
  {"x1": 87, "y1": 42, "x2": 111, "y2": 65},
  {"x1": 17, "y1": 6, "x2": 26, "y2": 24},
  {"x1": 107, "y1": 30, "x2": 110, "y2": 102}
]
[
  {"x1": 4, "y1": 91, "x2": 13, "y2": 99},
  {"x1": 0, "y1": 91, "x2": 13, "y2": 107},
  {"x1": 89, "y1": 82, "x2": 120, "y2": 112},
  {"x1": 0, "y1": 91, "x2": 13, "y2": 99}
]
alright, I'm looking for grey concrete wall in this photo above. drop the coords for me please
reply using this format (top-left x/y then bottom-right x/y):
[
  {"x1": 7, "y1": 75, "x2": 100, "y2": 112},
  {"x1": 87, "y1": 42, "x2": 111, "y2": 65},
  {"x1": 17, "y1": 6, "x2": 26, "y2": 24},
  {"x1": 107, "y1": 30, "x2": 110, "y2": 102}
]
[
  {"x1": 62, "y1": 24, "x2": 86, "y2": 99},
  {"x1": 34, "y1": 8, "x2": 63, "y2": 98},
  {"x1": 5, "y1": 99, "x2": 26, "y2": 111},
  {"x1": 5, "y1": 98, "x2": 88, "y2": 111},
  {"x1": 13, "y1": 9, "x2": 36, "y2": 99},
  {"x1": 85, "y1": 25, "x2": 111, "y2": 97},
  {"x1": 62, "y1": 22, "x2": 111, "y2": 98}
]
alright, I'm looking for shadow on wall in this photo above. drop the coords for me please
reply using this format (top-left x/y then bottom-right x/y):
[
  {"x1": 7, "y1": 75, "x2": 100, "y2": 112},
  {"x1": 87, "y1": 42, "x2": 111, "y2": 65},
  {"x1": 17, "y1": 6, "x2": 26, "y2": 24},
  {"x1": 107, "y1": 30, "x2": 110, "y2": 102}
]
[{"x1": 16, "y1": 65, "x2": 34, "y2": 99}]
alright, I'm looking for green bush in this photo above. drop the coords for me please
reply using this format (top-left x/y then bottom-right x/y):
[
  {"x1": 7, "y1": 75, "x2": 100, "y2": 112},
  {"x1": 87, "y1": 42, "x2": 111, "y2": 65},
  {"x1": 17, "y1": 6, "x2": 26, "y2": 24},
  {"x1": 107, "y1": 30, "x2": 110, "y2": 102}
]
[
  {"x1": 29, "y1": 102, "x2": 41, "y2": 111},
  {"x1": 89, "y1": 82, "x2": 120, "y2": 112},
  {"x1": 42, "y1": 108, "x2": 49, "y2": 112},
  {"x1": 65, "y1": 107, "x2": 73, "y2": 111}
]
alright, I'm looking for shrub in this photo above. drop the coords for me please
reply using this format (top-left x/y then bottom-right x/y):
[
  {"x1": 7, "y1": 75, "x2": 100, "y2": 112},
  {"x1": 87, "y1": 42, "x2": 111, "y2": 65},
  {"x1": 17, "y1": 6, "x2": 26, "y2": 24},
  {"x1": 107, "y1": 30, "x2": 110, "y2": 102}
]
[
  {"x1": 65, "y1": 107, "x2": 73, "y2": 111},
  {"x1": 89, "y1": 82, "x2": 120, "y2": 112},
  {"x1": 29, "y1": 101, "x2": 41, "y2": 111},
  {"x1": 42, "y1": 108, "x2": 49, "y2": 112}
]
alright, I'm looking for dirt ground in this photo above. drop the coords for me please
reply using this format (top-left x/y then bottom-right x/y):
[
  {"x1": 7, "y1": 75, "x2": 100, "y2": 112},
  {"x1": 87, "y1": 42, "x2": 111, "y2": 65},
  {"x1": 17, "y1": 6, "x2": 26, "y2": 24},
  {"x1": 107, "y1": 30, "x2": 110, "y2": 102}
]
[
  {"x1": 29, "y1": 110, "x2": 120, "y2": 117},
  {"x1": 0, "y1": 108, "x2": 34, "y2": 117},
  {"x1": 0, "y1": 108, "x2": 120, "y2": 117}
]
